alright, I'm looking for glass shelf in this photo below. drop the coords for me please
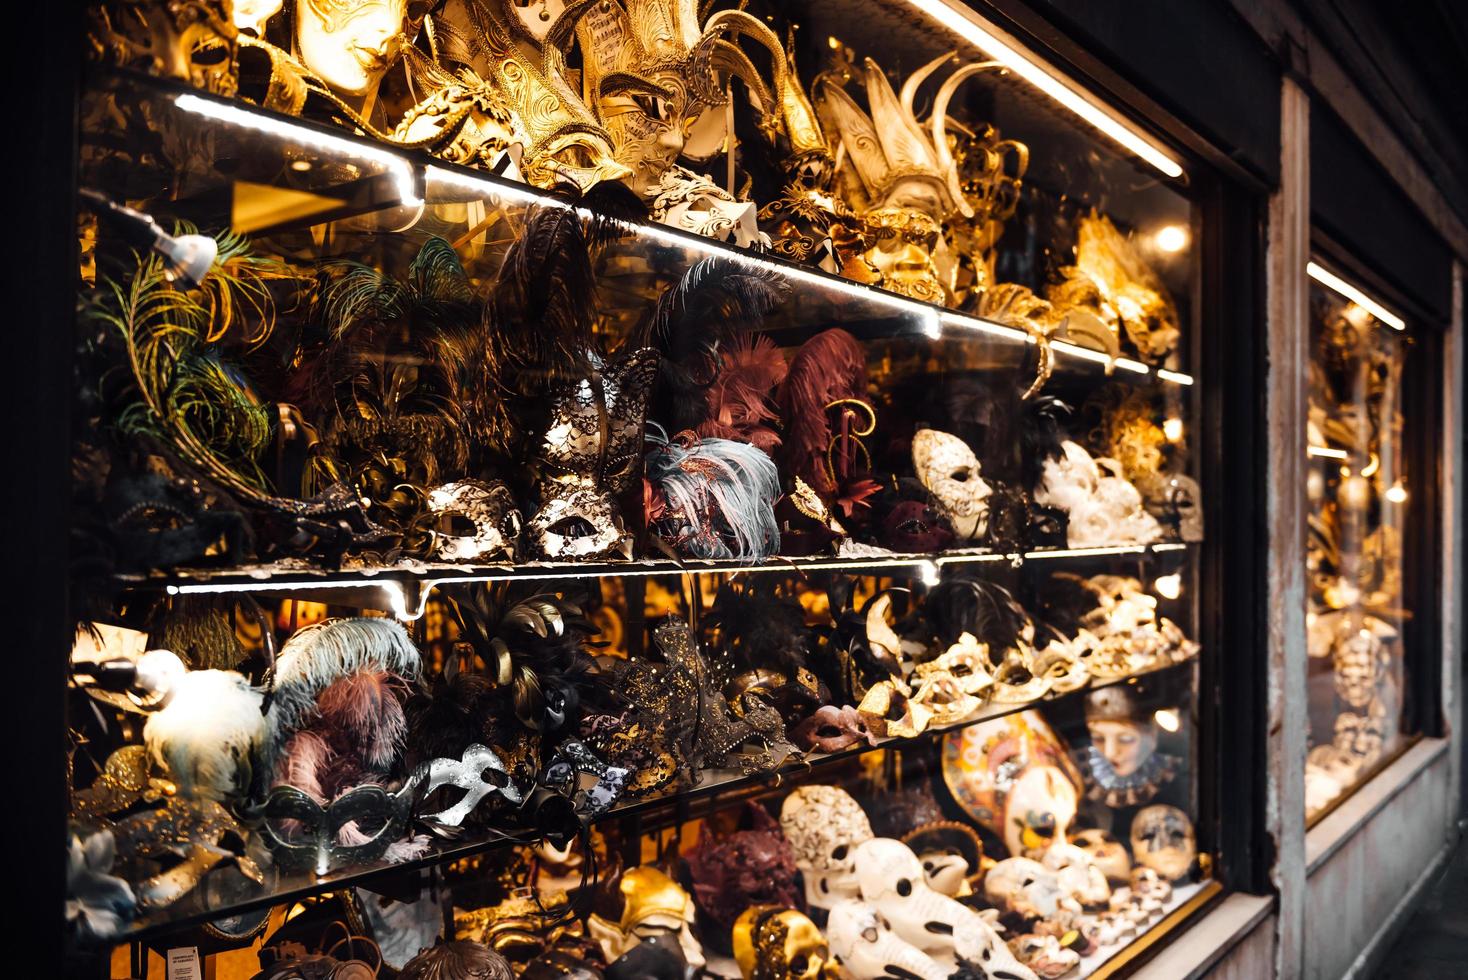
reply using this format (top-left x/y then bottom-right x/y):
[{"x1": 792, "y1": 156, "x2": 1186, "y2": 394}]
[
  {"x1": 83, "y1": 69, "x2": 1194, "y2": 390},
  {"x1": 104, "y1": 654, "x2": 1196, "y2": 945},
  {"x1": 112, "y1": 542, "x2": 1199, "y2": 620}
]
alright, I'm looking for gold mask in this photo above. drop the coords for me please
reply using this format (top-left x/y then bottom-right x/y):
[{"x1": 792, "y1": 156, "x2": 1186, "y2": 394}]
[
  {"x1": 576, "y1": 1, "x2": 785, "y2": 198},
  {"x1": 733, "y1": 906, "x2": 842, "y2": 980}
]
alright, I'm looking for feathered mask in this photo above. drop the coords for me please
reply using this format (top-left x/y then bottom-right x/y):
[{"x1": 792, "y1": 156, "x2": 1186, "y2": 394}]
[
  {"x1": 644, "y1": 426, "x2": 781, "y2": 561},
  {"x1": 777, "y1": 328, "x2": 870, "y2": 497}
]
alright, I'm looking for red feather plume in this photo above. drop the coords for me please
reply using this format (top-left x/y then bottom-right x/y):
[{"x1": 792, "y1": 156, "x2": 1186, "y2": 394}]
[
  {"x1": 697, "y1": 335, "x2": 789, "y2": 453},
  {"x1": 776, "y1": 329, "x2": 868, "y2": 495}
]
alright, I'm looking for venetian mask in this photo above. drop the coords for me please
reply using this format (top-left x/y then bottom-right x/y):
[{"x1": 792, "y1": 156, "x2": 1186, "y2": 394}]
[
  {"x1": 685, "y1": 805, "x2": 801, "y2": 932},
  {"x1": 402, "y1": 744, "x2": 523, "y2": 828},
  {"x1": 983, "y1": 857, "x2": 1067, "y2": 922},
  {"x1": 110, "y1": 796, "x2": 264, "y2": 911},
  {"x1": 1129, "y1": 805, "x2": 1196, "y2": 882},
  {"x1": 862, "y1": 208, "x2": 945, "y2": 304},
  {"x1": 901, "y1": 822, "x2": 985, "y2": 899},
  {"x1": 732, "y1": 906, "x2": 841, "y2": 980},
  {"x1": 1041, "y1": 841, "x2": 1111, "y2": 909},
  {"x1": 1084, "y1": 694, "x2": 1158, "y2": 779},
  {"x1": 576, "y1": 1, "x2": 783, "y2": 200},
  {"x1": 824, "y1": 900, "x2": 949, "y2": 980},
  {"x1": 941, "y1": 711, "x2": 1083, "y2": 860},
  {"x1": 588, "y1": 866, "x2": 705, "y2": 970},
  {"x1": 428, "y1": 480, "x2": 522, "y2": 563},
  {"x1": 779, "y1": 785, "x2": 873, "y2": 909},
  {"x1": 912, "y1": 429, "x2": 993, "y2": 541},
  {"x1": 261, "y1": 783, "x2": 411, "y2": 875},
  {"x1": 1069, "y1": 829, "x2": 1132, "y2": 885},
  {"x1": 852, "y1": 839, "x2": 1036, "y2": 977},
  {"x1": 529, "y1": 348, "x2": 659, "y2": 560},
  {"x1": 1034, "y1": 441, "x2": 1163, "y2": 547},
  {"x1": 1008, "y1": 933, "x2": 1080, "y2": 980},
  {"x1": 295, "y1": 0, "x2": 406, "y2": 96},
  {"x1": 790, "y1": 705, "x2": 875, "y2": 753}
]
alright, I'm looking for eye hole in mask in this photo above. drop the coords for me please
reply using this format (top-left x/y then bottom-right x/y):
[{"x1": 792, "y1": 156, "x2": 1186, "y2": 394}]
[{"x1": 547, "y1": 516, "x2": 598, "y2": 539}]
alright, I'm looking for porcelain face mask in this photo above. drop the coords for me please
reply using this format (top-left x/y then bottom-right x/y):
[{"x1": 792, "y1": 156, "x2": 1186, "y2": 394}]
[
  {"x1": 1086, "y1": 718, "x2": 1157, "y2": 779},
  {"x1": 1070, "y1": 828, "x2": 1132, "y2": 885},
  {"x1": 1129, "y1": 805, "x2": 1195, "y2": 882},
  {"x1": 296, "y1": 0, "x2": 405, "y2": 96},
  {"x1": 912, "y1": 429, "x2": 992, "y2": 541}
]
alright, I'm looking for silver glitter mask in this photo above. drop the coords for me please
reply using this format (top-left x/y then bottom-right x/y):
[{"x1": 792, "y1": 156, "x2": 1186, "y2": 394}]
[{"x1": 529, "y1": 348, "x2": 660, "y2": 559}]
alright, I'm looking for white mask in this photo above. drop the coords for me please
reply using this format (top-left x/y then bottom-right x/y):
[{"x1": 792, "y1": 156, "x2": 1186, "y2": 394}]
[{"x1": 912, "y1": 429, "x2": 992, "y2": 540}]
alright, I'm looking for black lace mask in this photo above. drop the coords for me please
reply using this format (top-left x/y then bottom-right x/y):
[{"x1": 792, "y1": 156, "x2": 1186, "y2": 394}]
[{"x1": 528, "y1": 348, "x2": 660, "y2": 560}]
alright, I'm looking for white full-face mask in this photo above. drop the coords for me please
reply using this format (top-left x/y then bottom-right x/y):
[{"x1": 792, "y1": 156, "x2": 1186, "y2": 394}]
[{"x1": 912, "y1": 429, "x2": 992, "y2": 541}]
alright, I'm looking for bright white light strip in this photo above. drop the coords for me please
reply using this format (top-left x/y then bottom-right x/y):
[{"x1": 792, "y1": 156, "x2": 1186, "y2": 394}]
[
  {"x1": 163, "y1": 540, "x2": 1195, "y2": 616},
  {"x1": 1155, "y1": 369, "x2": 1195, "y2": 386},
  {"x1": 1306, "y1": 262, "x2": 1406, "y2": 331},
  {"x1": 900, "y1": 0, "x2": 1184, "y2": 179},
  {"x1": 940, "y1": 311, "x2": 1031, "y2": 344},
  {"x1": 1049, "y1": 340, "x2": 1111, "y2": 365},
  {"x1": 1307, "y1": 445, "x2": 1349, "y2": 460},
  {"x1": 175, "y1": 94, "x2": 421, "y2": 206},
  {"x1": 428, "y1": 165, "x2": 943, "y2": 334},
  {"x1": 1113, "y1": 357, "x2": 1150, "y2": 374}
]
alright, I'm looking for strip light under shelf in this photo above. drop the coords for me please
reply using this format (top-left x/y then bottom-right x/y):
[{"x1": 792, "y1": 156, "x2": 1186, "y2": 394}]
[{"x1": 899, "y1": 0, "x2": 1185, "y2": 179}]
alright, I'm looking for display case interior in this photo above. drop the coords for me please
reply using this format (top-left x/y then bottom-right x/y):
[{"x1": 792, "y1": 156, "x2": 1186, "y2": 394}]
[
  {"x1": 69, "y1": 2, "x2": 1220, "y2": 978},
  {"x1": 1302, "y1": 262, "x2": 1430, "y2": 822}
]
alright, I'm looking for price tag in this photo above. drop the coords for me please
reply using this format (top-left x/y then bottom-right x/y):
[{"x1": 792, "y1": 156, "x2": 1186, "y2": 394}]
[{"x1": 166, "y1": 947, "x2": 201, "y2": 980}]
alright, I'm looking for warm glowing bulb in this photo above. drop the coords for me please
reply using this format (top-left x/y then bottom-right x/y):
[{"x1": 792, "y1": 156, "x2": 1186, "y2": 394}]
[
  {"x1": 1154, "y1": 708, "x2": 1180, "y2": 733},
  {"x1": 1153, "y1": 573, "x2": 1182, "y2": 600},
  {"x1": 1385, "y1": 483, "x2": 1408, "y2": 504},
  {"x1": 1155, "y1": 225, "x2": 1189, "y2": 253},
  {"x1": 1162, "y1": 417, "x2": 1184, "y2": 442}
]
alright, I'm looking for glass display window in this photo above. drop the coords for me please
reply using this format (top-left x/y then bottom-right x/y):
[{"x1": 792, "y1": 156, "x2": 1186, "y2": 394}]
[
  {"x1": 62, "y1": 3, "x2": 1247, "y2": 978},
  {"x1": 1302, "y1": 259, "x2": 1434, "y2": 822}
]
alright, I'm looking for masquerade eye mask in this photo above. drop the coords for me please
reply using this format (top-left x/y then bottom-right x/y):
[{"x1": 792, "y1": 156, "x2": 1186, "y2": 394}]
[
  {"x1": 403, "y1": 744, "x2": 523, "y2": 831},
  {"x1": 529, "y1": 348, "x2": 660, "y2": 560},
  {"x1": 262, "y1": 784, "x2": 411, "y2": 875},
  {"x1": 791, "y1": 705, "x2": 876, "y2": 753},
  {"x1": 428, "y1": 480, "x2": 522, "y2": 563}
]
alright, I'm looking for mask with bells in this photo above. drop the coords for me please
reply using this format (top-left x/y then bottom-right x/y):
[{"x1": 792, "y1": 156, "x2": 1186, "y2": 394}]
[
  {"x1": 529, "y1": 348, "x2": 660, "y2": 560},
  {"x1": 428, "y1": 480, "x2": 521, "y2": 563},
  {"x1": 732, "y1": 906, "x2": 842, "y2": 980},
  {"x1": 818, "y1": 55, "x2": 1001, "y2": 306},
  {"x1": 779, "y1": 785, "x2": 873, "y2": 910},
  {"x1": 1129, "y1": 805, "x2": 1195, "y2": 883},
  {"x1": 824, "y1": 900, "x2": 949, "y2": 980},
  {"x1": 851, "y1": 838, "x2": 1038, "y2": 979}
]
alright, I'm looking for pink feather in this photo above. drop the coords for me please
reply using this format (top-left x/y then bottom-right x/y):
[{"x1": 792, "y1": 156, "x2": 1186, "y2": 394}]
[
  {"x1": 275, "y1": 730, "x2": 334, "y2": 801},
  {"x1": 315, "y1": 670, "x2": 409, "y2": 771},
  {"x1": 699, "y1": 335, "x2": 789, "y2": 453},
  {"x1": 776, "y1": 329, "x2": 868, "y2": 494}
]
